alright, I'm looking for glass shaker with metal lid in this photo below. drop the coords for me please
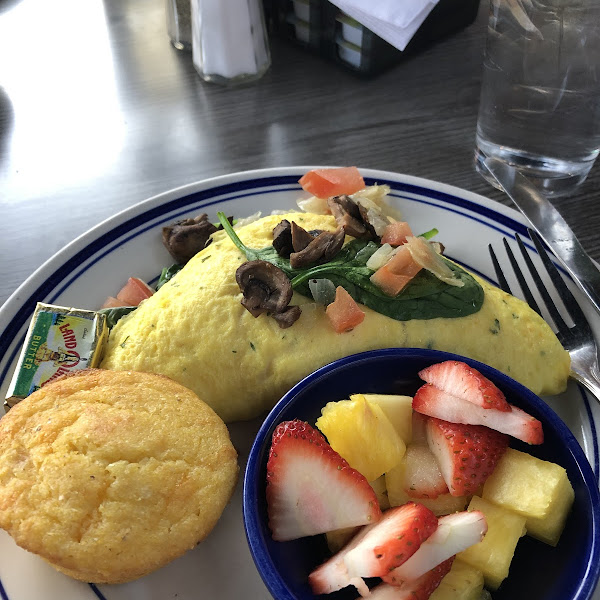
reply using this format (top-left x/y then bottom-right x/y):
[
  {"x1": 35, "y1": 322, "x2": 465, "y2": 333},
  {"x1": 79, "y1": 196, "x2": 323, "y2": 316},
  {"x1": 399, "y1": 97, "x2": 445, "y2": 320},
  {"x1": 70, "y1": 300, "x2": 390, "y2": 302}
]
[{"x1": 191, "y1": 0, "x2": 271, "y2": 85}]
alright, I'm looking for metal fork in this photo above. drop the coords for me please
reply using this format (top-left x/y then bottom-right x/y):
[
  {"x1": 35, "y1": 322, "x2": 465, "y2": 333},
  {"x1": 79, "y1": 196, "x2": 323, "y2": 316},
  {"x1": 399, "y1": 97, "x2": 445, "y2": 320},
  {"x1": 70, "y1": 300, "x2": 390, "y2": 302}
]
[{"x1": 489, "y1": 229, "x2": 600, "y2": 402}]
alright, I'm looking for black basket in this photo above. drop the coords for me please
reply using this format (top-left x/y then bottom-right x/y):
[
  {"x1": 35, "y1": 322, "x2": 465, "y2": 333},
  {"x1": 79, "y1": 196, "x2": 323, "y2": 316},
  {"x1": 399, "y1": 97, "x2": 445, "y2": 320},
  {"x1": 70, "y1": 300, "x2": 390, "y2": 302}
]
[{"x1": 267, "y1": 0, "x2": 480, "y2": 76}]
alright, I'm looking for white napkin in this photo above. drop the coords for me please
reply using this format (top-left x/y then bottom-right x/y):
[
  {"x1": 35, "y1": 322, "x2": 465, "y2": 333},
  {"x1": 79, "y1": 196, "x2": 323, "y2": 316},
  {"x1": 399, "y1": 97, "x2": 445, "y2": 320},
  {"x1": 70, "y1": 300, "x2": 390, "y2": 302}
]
[{"x1": 328, "y1": 0, "x2": 440, "y2": 51}]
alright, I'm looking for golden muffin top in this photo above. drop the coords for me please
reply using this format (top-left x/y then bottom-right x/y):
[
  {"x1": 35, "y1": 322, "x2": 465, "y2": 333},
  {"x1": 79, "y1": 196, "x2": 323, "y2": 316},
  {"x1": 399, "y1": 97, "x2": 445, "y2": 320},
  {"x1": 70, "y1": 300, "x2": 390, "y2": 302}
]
[{"x1": 0, "y1": 368, "x2": 239, "y2": 584}]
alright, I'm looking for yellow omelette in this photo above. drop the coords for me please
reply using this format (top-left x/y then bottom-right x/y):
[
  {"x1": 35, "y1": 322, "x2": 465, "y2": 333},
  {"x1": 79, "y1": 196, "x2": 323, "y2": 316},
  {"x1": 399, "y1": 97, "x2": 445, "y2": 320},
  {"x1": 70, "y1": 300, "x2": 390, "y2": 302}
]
[{"x1": 101, "y1": 213, "x2": 570, "y2": 423}]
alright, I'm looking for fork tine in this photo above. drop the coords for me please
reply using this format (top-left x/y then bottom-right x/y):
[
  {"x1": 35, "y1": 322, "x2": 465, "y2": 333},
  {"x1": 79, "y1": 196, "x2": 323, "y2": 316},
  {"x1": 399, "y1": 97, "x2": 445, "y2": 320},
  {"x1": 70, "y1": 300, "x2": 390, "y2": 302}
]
[
  {"x1": 514, "y1": 233, "x2": 569, "y2": 331},
  {"x1": 501, "y1": 237, "x2": 543, "y2": 316},
  {"x1": 526, "y1": 228, "x2": 590, "y2": 327},
  {"x1": 488, "y1": 244, "x2": 512, "y2": 295}
]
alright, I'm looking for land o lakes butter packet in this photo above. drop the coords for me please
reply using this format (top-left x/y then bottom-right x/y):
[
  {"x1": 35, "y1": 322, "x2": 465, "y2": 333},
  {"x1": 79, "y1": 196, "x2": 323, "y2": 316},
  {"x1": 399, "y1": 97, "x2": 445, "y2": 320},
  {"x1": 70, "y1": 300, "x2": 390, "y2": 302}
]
[{"x1": 5, "y1": 303, "x2": 108, "y2": 410}]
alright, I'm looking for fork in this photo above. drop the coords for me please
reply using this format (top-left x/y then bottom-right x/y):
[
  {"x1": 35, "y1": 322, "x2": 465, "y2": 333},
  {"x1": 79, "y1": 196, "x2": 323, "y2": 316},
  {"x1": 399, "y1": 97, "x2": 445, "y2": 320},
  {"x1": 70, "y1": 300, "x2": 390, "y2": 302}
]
[{"x1": 489, "y1": 229, "x2": 600, "y2": 402}]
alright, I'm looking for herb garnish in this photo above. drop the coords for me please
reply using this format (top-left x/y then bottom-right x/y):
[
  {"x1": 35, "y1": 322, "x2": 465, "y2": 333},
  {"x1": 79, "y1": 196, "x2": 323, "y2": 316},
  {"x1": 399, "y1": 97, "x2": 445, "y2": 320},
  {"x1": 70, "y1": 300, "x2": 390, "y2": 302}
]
[{"x1": 217, "y1": 212, "x2": 484, "y2": 321}]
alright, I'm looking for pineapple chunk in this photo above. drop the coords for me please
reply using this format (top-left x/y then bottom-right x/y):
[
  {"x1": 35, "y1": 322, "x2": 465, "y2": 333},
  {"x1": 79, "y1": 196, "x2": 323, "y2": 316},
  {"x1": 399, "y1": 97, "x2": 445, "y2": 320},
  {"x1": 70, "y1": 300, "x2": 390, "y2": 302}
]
[
  {"x1": 385, "y1": 453, "x2": 468, "y2": 516},
  {"x1": 416, "y1": 494, "x2": 470, "y2": 517},
  {"x1": 316, "y1": 394, "x2": 405, "y2": 481},
  {"x1": 385, "y1": 460, "x2": 410, "y2": 508},
  {"x1": 430, "y1": 559, "x2": 484, "y2": 600},
  {"x1": 458, "y1": 496, "x2": 526, "y2": 590},
  {"x1": 482, "y1": 448, "x2": 574, "y2": 546},
  {"x1": 369, "y1": 475, "x2": 390, "y2": 511},
  {"x1": 325, "y1": 526, "x2": 359, "y2": 554},
  {"x1": 357, "y1": 394, "x2": 413, "y2": 443}
]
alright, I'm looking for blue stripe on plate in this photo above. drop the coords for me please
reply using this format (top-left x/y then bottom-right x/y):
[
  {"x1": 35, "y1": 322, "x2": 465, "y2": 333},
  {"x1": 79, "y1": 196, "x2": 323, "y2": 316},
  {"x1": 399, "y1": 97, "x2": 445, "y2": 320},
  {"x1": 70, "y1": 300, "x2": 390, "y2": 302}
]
[
  {"x1": 0, "y1": 578, "x2": 8, "y2": 600},
  {"x1": 88, "y1": 584, "x2": 108, "y2": 600}
]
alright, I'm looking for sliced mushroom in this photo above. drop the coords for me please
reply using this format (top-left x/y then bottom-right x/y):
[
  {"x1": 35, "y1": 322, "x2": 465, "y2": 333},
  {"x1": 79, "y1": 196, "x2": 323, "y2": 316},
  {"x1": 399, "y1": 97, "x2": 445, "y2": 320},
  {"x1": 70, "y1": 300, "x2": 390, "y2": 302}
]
[
  {"x1": 236, "y1": 260, "x2": 300, "y2": 328},
  {"x1": 162, "y1": 214, "x2": 217, "y2": 264},
  {"x1": 273, "y1": 220, "x2": 293, "y2": 258},
  {"x1": 357, "y1": 203, "x2": 380, "y2": 242},
  {"x1": 327, "y1": 195, "x2": 371, "y2": 239},
  {"x1": 291, "y1": 221, "x2": 316, "y2": 252},
  {"x1": 290, "y1": 227, "x2": 345, "y2": 269},
  {"x1": 272, "y1": 305, "x2": 302, "y2": 329}
]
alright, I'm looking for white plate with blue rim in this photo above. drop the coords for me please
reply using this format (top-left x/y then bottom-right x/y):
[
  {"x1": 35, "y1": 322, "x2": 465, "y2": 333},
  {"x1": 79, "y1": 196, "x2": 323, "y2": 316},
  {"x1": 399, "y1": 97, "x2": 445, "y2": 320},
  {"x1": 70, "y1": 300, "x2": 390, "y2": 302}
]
[{"x1": 0, "y1": 167, "x2": 598, "y2": 600}]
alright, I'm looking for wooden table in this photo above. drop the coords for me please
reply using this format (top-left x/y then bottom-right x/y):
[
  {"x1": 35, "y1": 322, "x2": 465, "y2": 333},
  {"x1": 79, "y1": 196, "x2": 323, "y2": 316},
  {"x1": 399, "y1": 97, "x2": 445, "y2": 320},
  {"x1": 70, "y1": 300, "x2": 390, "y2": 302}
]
[{"x1": 1, "y1": 0, "x2": 599, "y2": 309}]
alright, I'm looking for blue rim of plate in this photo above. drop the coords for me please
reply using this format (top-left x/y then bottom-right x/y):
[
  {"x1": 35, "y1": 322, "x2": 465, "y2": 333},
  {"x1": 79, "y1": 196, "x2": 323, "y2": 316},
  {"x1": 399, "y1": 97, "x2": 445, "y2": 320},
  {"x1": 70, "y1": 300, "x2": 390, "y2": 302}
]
[
  {"x1": 0, "y1": 168, "x2": 597, "y2": 599},
  {"x1": 243, "y1": 348, "x2": 600, "y2": 600}
]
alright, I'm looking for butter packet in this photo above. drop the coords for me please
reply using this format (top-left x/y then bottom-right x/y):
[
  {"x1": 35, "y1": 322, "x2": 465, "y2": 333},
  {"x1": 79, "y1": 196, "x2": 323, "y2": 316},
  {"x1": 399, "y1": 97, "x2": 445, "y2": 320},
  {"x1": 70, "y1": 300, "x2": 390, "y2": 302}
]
[{"x1": 5, "y1": 303, "x2": 108, "y2": 410}]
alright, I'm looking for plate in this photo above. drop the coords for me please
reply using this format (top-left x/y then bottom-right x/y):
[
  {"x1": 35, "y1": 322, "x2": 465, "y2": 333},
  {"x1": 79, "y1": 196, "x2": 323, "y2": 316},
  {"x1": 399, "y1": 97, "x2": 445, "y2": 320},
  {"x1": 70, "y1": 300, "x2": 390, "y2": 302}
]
[{"x1": 0, "y1": 167, "x2": 598, "y2": 600}]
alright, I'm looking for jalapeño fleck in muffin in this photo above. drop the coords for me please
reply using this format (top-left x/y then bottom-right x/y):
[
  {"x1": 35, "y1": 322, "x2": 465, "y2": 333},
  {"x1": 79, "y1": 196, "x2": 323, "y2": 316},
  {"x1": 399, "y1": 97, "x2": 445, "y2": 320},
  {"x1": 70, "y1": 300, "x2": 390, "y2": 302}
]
[{"x1": 0, "y1": 369, "x2": 239, "y2": 584}]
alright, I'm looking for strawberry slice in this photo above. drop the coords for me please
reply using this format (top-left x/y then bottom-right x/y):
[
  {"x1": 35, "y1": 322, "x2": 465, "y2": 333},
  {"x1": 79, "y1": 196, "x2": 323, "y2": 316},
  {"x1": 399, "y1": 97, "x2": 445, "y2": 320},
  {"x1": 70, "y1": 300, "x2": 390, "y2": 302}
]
[
  {"x1": 418, "y1": 360, "x2": 510, "y2": 411},
  {"x1": 367, "y1": 558, "x2": 454, "y2": 600},
  {"x1": 266, "y1": 420, "x2": 381, "y2": 542},
  {"x1": 425, "y1": 417, "x2": 509, "y2": 496},
  {"x1": 309, "y1": 502, "x2": 438, "y2": 596},
  {"x1": 413, "y1": 383, "x2": 544, "y2": 445},
  {"x1": 309, "y1": 525, "x2": 372, "y2": 597},
  {"x1": 343, "y1": 502, "x2": 438, "y2": 579},
  {"x1": 383, "y1": 511, "x2": 487, "y2": 585}
]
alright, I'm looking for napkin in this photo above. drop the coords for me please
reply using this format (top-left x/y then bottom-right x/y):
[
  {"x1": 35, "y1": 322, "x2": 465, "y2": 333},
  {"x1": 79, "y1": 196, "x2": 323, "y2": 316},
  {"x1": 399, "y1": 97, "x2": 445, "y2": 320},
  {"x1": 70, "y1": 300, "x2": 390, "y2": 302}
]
[{"x1": 327, "y1": 0, "x2": 440, "y2": 51}]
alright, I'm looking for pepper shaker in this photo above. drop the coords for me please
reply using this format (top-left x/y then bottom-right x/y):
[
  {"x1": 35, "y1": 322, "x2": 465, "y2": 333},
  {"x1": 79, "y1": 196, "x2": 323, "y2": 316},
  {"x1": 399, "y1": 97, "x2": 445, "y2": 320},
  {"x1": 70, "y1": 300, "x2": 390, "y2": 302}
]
[
  {"x1": 166, "y1": 0, "x2": 192, "y2": 51},
  {"x1": 191, "y1": 0, "x2": 271, "y2": 85}
]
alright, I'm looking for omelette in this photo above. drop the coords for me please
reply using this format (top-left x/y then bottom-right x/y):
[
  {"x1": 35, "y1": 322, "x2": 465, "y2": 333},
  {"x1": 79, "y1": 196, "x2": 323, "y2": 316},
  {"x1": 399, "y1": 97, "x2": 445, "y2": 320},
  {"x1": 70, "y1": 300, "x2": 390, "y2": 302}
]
[{"x1": 101, "y1": 212, "x2": 570, "y2": 423}]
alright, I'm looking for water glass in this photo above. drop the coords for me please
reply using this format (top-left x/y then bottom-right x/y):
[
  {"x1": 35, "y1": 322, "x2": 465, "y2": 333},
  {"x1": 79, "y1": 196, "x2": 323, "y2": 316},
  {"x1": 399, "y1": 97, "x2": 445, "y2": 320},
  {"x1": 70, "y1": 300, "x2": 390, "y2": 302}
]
[{"x1": 474, "y1": 0, "x2": 600, "y2": 197}]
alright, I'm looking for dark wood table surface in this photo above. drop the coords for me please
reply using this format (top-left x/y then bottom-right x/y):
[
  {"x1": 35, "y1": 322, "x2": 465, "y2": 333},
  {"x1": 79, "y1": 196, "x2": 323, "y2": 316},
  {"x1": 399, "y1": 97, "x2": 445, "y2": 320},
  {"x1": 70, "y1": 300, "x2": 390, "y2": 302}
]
[{"x1": 1, "y1": 0, "x2": 599, "y2": 310}]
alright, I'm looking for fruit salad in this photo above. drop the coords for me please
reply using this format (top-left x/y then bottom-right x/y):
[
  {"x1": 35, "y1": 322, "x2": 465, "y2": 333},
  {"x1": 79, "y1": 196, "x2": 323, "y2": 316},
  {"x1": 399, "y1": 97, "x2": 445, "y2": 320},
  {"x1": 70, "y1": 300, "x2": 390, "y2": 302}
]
[{"x1": 264, "y1": 360, "x2": 575, "y2": 599}]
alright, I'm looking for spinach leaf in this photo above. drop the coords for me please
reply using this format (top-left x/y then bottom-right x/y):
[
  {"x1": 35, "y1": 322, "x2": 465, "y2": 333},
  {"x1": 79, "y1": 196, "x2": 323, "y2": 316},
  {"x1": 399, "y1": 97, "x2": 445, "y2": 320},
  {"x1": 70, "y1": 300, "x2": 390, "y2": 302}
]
[
  {"x1": 216, "y1": 212, "x2": 483, "y2": 321},
  {"x1": 156, "y1": 263, "x2": 183, "y2": 290},
  {"x1": 98, "y1": 306, "x2": 137, "y2": 329}
]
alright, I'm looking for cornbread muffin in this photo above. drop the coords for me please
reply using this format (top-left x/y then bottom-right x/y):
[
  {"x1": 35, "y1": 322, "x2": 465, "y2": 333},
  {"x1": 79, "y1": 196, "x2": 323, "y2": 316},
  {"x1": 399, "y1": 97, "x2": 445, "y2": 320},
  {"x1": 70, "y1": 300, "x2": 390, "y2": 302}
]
[
  {"x1": 101, "y1": 213, "x2": 570, "y2": 423},
  {"x1": 0, "y1": 369, "x2": 238, "y2": 584}
]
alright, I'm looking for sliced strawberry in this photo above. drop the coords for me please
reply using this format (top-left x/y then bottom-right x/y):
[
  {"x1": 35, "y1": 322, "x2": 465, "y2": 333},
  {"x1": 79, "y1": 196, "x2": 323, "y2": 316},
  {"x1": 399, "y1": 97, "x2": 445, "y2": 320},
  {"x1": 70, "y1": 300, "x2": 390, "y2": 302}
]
[
  {"x1": 418, "y1": 360, "x2": 510, "y2": 411},
  {"x1": 413, "y1": 383, "x2": 544, "y2": 445},
  {"x1": 425, "y1": 417, "x2": 509, "y2": 496},
  {"x1": 367, "y1": 558, "x2": 454, "y2": 600},
  {"x1": 342, "y1": 502, "x2": 438, "y2": 579},
  {"x1": 266, "y1": 420, "x2": 381, "y2": 542},
  {"x1": 403, "y1": 445, "x2": 449, "y2": 499},
  {"x1": 383, "y1": 511, "x2": 487, "y2": 585},
  {"x1": 309, "y1": 525, "x2": 371, "y2": 597}
]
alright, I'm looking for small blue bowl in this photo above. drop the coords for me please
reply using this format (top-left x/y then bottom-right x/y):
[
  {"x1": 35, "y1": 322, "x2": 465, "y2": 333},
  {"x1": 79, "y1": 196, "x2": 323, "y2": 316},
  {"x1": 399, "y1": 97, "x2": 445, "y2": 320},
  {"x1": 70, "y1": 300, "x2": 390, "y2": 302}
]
[{"x1": 243, "y1": 348, "x2": 600, "y2": 600}]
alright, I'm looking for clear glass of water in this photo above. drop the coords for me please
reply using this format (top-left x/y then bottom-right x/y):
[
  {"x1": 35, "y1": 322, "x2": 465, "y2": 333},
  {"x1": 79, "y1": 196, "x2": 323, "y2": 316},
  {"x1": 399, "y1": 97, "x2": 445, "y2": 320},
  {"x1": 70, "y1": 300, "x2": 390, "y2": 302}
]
[{"x1": 474, "y1": 0, "x2": 600, "y2": 197}]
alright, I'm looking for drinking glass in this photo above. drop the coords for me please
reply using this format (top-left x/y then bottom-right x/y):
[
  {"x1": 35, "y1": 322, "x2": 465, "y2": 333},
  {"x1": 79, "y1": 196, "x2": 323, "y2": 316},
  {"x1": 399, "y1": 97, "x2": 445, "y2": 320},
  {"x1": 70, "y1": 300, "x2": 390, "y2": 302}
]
[{"x1": 474, "y1": 0, "x2": 600, "y2": 197}]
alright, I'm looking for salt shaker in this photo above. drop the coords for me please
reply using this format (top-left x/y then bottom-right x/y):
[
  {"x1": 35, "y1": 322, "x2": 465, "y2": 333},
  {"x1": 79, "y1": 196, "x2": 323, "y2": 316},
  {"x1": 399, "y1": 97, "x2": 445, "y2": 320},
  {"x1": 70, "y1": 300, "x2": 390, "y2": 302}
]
[
  {"x1": 166, "y1": 0, "x2": 192, "y2": 51},
  {"x1": 191, "y1": 0, "x2": 271, "y2": 85}
]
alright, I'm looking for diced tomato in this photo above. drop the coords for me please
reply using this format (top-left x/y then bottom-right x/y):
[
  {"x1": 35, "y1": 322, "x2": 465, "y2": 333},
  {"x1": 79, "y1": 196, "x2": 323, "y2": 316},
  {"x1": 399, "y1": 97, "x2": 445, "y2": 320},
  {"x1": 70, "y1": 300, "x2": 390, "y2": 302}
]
[
  {"x1": 115, "y1": 277, "x2": 155, "y2": 306},
  {"x1": 100, "y1": 296, "x2": 131, "y2": 309},
  {"x1": 325, "y1": 286, "x2": 365, "y2": 333},
  {"x1": 370, "y1": 246, "x2": 422, "y2": 296},
  {"x1": 381, "y1": 221, "x2": 414, "y2": 246},
  {"x1": 299, "y1": 167, "x2": 365, "y2": 199}
]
